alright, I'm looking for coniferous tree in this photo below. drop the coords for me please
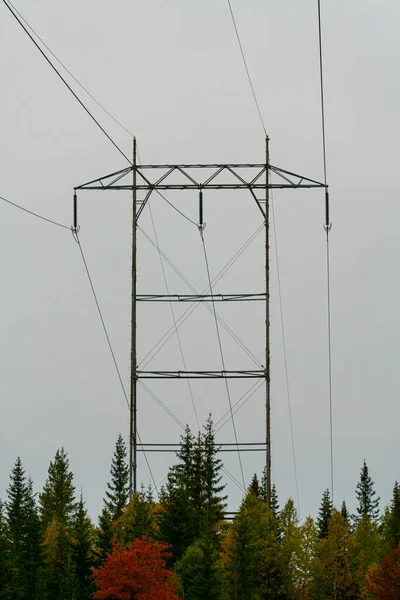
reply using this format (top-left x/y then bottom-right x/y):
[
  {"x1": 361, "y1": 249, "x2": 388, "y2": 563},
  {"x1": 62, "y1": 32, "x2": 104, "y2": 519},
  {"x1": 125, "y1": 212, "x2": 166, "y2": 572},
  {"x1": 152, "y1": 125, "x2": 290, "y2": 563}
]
[
  {"x1": 317, "y1": 488, "x2": 333, "y2": 540},
  {"x1": 222, "y1": 490, "x2": 286, "y2": 600},
  {"x1": 39, "y1": 448, "x2": 76, "y2": 528},
  {"x1": 40, "y1": 448, "x2": 76, "y2": 599},
  {"x1": 249, "y1": 474, "x2": 261, "y2": 498},
  {"x1": 387, "y1": 481, "x2": 400, "y2": 547},
  {"x1": 94, "y1": 507, "x2": 113, "y2": 566},
  {"x1": 0, "y1": 500, "x2": 11, "y2": 598},
  {"x1": 71, "y1": 493, "x2": 94, "y2": 600},
  {"x1": 201, "y1": 415, "x2": 227, "y2": 543},
  {"x1": 5, "y1": 459, "x2": 42, "y2": 600},
  {"x1": 104, "y1": 434, "x2": 129, "y2": 521},
  {"x1": 113, "y1": 486, "x2": 156, "y2": 545},
  {"x1": 341, "y1": 500, "x2": 350, "y2": 524},
  {"x1": 175, "y1": 537, "x2": 227, "y2": 600},
  {"x1": 270, "y1": 483, "x2": 280, "y2": 518},
  {"x1": 354, "y1": 459, "x2": 380, "y2": 523}
]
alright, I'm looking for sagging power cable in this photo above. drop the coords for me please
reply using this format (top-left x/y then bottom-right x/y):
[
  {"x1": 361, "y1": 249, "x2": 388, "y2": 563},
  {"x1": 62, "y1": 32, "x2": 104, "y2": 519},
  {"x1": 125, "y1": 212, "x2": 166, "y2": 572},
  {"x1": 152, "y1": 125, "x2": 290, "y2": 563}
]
[
  {"x1": 317, "y1": 0, "x2": 334, "y2": 502},
  {"x1": 2, "y1": 0, "x2": 131, "y2": 164},
  {"x1": 73, "y1": 231, "x2": 158, "y2": 495}
]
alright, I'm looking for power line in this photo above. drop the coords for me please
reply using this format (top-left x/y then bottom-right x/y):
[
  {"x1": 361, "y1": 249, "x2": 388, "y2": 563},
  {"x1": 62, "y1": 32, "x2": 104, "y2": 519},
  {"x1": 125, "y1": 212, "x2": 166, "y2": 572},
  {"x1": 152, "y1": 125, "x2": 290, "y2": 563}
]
[
  {"x1": 271, "y1": 193, "x2": 300, "y2": 514},
  {"x1": 317, "y1": 0, "x2": 334, "y2": 502},
  {"x1": 226, "y1": 0, "x2": 267, "y2": 136},
  {"x1": 74, "y1": 231, "x2": 158, "y2": 495},
  {"x1": 0, "y1": 194, "x2": 70, "y2": 230},
  {"x1": 5, "y1": 0, "x2": 136, "y2": 141},
  {"x1": 2, "y1": 0, "x2": 131, "y2": 164},
  {"x1": 199, "y1": 230, "x2": 246, "y2": 492}
]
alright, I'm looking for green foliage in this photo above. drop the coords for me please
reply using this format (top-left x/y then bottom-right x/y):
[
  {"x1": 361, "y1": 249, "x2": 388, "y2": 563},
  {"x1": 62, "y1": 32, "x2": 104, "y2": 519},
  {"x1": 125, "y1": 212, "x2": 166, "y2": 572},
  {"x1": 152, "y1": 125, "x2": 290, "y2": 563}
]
[
  {"x1": 311, "y1": 509, "x2": 353, "y2": 600},
  {"x1": 39, "y1": 449, "x2": 76, "y2": 600},
  {"x1": 39, "y1": 448, "x2": 76, "y2": 529},
  {"x1": 317, "y1": 489, "x2": 332, "y2": 540},
  {"x1": 386, "y1": 481, "x2": 400, "y2": 547},
  {"x1": 94, "y1": 506, "x2": 113, "y2": 566},
  {"x1": 222, "y1": 490, "x2": 287, "y2": 600},
  {"x1": 0, "y1": 500, "x2": 11, "y2": 598},
  {"x1": 70, "y1": 494, "x2": 94, "y2": 600},
  {"x1": 175, "y1": 538, "x2": 227, "y2": 600},
  {"x1": 340, "y1": 500, "x2": 350, "y2": 525},
  {"x1": 104, "y1": 434, "x2": 129, "y2": 521},
  {"x1": 354, "y1": 459, "x2": 380, "y2": 523},
  {"x1": 350, "y1": 514, "x2": 380, "y2": 597},
  {"x1": 158, "y1": 417, "x2": 226, "y2": 562},
  {"x1": 5, "y1": 459, "x2": 42, "y2": 600},
  {"x1": 113, "y1": 486, "x2": 156, "y2": 546}
]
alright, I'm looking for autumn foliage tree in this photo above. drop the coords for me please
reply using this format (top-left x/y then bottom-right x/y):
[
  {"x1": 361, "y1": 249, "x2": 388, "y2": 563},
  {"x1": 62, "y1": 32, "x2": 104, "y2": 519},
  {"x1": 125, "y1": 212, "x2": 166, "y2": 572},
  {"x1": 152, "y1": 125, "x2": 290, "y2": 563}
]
[
  {"x1": 363, "y1": 544, "x2": 400, "y2": 600},
  {"x1": 92, "y1": 536, "x2": 179, "y2": 600}
]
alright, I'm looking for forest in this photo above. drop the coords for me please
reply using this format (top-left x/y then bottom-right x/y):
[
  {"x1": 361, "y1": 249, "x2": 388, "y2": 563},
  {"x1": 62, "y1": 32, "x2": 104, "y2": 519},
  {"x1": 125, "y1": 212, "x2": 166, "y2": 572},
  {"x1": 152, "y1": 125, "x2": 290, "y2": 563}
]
[{"x1": 1, "y1": 416, "x2": 399, "y2": 600}]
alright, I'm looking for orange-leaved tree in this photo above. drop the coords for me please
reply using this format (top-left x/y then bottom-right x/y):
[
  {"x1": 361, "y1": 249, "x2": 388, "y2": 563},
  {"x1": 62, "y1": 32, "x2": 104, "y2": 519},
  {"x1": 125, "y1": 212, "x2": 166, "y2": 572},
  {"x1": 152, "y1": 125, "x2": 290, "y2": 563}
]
[
  {"x1": 363, "y1": 544, "x2": 400, "y2": 600},
  {"x1": 92, "y1": 535, "x2": 179, "y2": 600}
]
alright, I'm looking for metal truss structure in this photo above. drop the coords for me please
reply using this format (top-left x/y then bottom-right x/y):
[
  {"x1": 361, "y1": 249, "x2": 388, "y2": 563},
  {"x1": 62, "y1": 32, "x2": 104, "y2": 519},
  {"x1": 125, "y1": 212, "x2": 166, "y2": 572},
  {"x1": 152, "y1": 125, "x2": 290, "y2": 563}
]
[{"x1": 74, "y1": 138, "x2": 327, "y2": 505}]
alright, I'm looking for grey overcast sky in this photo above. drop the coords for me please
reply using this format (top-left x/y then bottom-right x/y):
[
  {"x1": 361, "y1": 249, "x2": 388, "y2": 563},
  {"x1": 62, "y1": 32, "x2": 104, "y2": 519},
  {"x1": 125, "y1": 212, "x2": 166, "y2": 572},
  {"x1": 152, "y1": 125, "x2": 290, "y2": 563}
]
[{"x1": 1, "y1": 0, "x2": 400, "y2": 520}]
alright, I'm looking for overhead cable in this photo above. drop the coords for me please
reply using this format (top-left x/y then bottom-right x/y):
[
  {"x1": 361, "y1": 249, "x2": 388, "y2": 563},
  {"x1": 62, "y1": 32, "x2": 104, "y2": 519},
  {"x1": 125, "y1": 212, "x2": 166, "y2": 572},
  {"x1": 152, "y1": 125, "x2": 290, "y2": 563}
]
[
  {"x1": 271, "y1": 194, "x2": 300, "y2": 513},
  {"x1": 226, "y1": 0, "x2": 267, "y2": 135},
  {"x1": 2, "y1": 0, "x2": 131, "y2": 164},
  {"x1": 0, "y1": 194, "x2": 70, "y2": 230},
  {"x1": 317, "y1": 0, "x2": 334, "y2": 502},
  {"x1": 5, "y1": 0, "x2": 136, "y2": 140},
  {"x1": 74, "y1": 232, "x2": 158, "y2": 495}
]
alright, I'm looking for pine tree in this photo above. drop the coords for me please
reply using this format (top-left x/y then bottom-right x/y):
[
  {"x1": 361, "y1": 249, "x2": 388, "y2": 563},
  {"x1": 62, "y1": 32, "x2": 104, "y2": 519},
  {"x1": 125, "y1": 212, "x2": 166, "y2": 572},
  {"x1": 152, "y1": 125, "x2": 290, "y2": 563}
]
[
  {"x1": 317, "y1": 488, "x2": 333, "y2": 540},
  {"x1": 354, "y1": 459, "x2": 380, "y2": 523},
  {"x1": 104, "y1": 434, "x2": 129, "y2": 521},
  {"x1": 71, "y1": 493, "x2": 94, "y2": 600},
  {"x1": 39, "y1": 447, "x2": 76, "y2": 528}
]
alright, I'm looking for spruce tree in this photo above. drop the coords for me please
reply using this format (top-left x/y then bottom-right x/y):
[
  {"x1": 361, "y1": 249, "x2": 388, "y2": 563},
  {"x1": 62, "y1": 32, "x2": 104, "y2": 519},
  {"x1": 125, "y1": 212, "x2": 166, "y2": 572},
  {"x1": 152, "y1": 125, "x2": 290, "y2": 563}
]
[
  {"x1": 39, "y1": 448, "x2": 76, "y2": 599},
  {"x1": 201, "y1": 415, "x2": 227, "y2": 541},
  {"x1": 386, "y1": 481, "x2": 400, "y2": 547},
  {"x1": 39, "y1": 447, "x2": 76, "y2": 528},
  {"x1": 0, "y1": 500, "x2": 11, "y2": 598},
  {"x1": 270, "y1": 484, "x2": 280, "y2": 518},
  {"x1": 175, "y1": 537, "x2": 226, "y2": 600},
  {"x1": 71, "y1": 493, "x2": 94, "y2": 600},
  {"x1": 94, "y1": 507, "x2": 113, "y2": 566},
  {"x1": 341, "y1": 500, "x2": 350, "y2": 524},
  {"x1": 113, "y1": 486, "x2": 155, "y2": 545},
  {"x1": 249, "y1": 474, "x2": 261, "y2": 498},
  {"x1": 317, "y1": 488, "x2": 333, "y2": 540},
  {"x1": 104, "y1": 434, "x2": 129, "y2": 521},
  {"x1": 6, "y1": 459, "x2": 42, "y2": 600},
  {"x1": 354, "y1": 459, "x2": 380, "y2": 523}
]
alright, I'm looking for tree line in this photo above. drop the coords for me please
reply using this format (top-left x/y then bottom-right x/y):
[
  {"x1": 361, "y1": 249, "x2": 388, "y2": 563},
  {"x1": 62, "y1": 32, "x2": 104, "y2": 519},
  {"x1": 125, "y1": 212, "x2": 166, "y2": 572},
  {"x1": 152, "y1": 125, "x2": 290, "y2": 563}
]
[{"x1": 0, "y1": 415, "x2": 399, "y2": 599}]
